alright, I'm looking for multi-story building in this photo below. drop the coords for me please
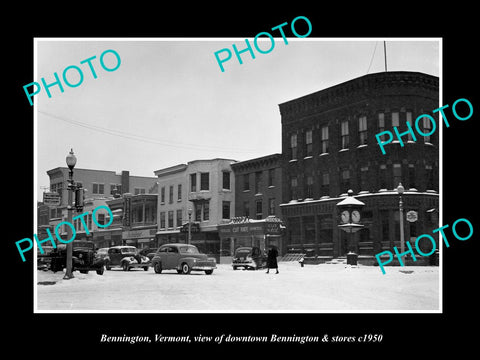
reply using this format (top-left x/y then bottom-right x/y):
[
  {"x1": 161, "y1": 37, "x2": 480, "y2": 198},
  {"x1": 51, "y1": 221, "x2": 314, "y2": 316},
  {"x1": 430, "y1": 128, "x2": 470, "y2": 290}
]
[
  {"x1": 220, "y1": 153, "x2": 285, "y2": 255},
  {"x1": 154, "y1": 158, "x2": 236, "y2": 258},
  {"x1": 278, "y1": 71, "x2": 439, "y2": 261},
  {"x1": 44, "y1": 167, "x2": 158, "y2": 248}
]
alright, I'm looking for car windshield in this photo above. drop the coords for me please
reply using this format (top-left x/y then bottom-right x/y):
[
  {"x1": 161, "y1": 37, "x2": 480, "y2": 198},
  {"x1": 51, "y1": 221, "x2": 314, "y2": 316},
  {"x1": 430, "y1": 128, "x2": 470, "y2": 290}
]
[
  {"x1": 97, "y1": 249, "x2": 108, "y2": 254},
  {"x1": 179, "y1": 246, "x2": 199, "y2": 254},
  {"x1": 121, "y1": 247, "x2": 137, "y2": 254},
  {"x1": 74, "y1": 242, "x2": 93, "y2": 249},
  {"x1": 235, "y1": 248, "x2": 251, "y2": 257}
]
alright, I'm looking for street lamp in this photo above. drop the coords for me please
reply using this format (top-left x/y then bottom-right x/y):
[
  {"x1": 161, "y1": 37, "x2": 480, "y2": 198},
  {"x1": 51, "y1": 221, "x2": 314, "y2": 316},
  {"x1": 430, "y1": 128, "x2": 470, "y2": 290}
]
[
  {"x1": 187, "y1": 207, "x2": 193, "y2": 245},
  {"x1": 397, "y1": 183, "x2": 405, "y2": 255},
  {"x1": 64, "y1": 149, "x2": 77, "y2": 280}
]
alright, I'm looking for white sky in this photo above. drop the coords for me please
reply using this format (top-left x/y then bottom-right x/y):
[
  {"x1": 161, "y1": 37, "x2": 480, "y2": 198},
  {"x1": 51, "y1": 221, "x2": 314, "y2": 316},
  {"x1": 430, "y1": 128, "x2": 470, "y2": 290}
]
[{"x1": 35, "y1": 38, "x2": 440, "y2": 201}]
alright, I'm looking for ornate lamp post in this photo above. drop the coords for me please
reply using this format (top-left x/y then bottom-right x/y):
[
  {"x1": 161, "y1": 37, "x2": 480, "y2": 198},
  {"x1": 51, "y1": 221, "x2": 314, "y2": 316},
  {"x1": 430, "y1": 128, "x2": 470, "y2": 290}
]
[
  {"x1": 397, "y1": 183, "x2": 405, "y2": 254},
  {"x1": 64, "y1": 149, "x2": 77, "y2": 279},
  {"x1": 187, "y1": 207, "x2": 193, "y2": 245}
]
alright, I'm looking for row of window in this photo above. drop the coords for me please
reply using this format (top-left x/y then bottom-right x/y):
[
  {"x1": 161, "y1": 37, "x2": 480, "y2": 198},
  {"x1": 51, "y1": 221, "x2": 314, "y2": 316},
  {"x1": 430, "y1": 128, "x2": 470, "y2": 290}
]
[
  {"x1": 243, "y1": 198, "x2": 276, "y2": 219},
  {"x1": 242, "y1": 169, "x2": 276, "y2": 192},
  {"x1": 288, "y1": 111, "x2": 435, "y2": 159},
  {"x1": 289, "y1": 164, "x2": 436, "y2": 200},
  {"x1": 159, "y1": 201, "x2": 232, "y2": 229}
]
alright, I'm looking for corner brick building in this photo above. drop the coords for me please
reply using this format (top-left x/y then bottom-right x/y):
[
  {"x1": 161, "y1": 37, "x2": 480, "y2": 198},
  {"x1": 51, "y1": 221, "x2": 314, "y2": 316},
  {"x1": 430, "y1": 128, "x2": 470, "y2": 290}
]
[{"x1": 278, "y1": 71, "x2": 439, "y2": 261}]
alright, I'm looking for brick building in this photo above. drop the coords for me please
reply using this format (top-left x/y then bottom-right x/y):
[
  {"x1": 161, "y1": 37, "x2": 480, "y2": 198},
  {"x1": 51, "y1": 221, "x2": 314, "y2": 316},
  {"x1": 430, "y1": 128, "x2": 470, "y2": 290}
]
[{"x1": 278, "y1": 71, "x2": 439, "y2": 261}]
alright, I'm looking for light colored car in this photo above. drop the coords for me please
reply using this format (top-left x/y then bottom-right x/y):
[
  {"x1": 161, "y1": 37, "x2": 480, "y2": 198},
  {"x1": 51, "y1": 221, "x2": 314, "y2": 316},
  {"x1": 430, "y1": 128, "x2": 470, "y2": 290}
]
[{"x1": 151, "y1": 243, "x2": 216, "y2": 275}]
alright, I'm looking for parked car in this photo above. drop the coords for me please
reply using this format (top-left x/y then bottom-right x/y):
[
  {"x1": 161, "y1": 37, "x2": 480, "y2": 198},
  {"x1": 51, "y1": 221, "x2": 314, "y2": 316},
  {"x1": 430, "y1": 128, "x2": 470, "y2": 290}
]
[
  {"x1": 104, "y1": 246, "x2": 150, "y2": 271},
  {"x1": 50, "y1": 241, "x2": 105, "y2": 275},
  {"x1": 232, "y1": 246, "x2": 267, "y2": 270},
  {"x1": 151, "y1": 243, "x2": 216, "y2": 275},
  {"x1": 96, "y1": 247, "x2": 110, "y2": 261}
]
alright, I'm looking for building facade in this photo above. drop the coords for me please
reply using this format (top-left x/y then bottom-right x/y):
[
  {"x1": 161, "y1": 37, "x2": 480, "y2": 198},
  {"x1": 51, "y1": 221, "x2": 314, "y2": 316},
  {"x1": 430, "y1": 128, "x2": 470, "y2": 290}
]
[
  {"x1": 154, "y1": 159, "x2": 236, "y2": 259},
  {"x1": 224, "y1": 153, "x2": 286, "y2": 255},
  {"x1": 279, "y1": 71, "x2": 439, "y2": 261}
]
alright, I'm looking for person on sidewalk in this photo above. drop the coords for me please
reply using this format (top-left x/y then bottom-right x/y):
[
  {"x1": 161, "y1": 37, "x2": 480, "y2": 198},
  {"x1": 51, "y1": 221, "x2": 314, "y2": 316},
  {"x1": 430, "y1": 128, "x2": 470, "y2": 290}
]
[{"x1": 266, "y1": 245, "x2": 279, "y2": 274}]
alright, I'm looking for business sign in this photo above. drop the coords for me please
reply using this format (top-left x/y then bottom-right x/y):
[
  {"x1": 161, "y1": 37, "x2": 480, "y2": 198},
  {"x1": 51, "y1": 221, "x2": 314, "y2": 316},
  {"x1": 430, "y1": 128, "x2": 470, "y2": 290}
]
[
  {"x1": 43, "y1": 192, "x2": 61, "y2": 206},
  {"x1": 406, "y1": 210, "x2": 418, "y2": 223}
]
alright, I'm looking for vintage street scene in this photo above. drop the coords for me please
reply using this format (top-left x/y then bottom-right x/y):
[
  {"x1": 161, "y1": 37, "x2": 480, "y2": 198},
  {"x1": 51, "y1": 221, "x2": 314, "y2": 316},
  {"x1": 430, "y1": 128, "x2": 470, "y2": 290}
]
[{"x1": 35, "y1": 39, "x2": 440, "y2": 312}]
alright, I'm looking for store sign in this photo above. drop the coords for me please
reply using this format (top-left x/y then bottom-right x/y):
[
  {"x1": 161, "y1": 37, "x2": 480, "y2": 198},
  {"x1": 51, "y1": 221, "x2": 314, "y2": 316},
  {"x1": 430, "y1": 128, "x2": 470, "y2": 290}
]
[
  {"x1": 43, "y1": 192, "x2": 61, "y2": 206},
  {"x1": 180, "y1": 222, "x2": 200, "y2": 233},
  {"x1": 406, "y1": 210, "x2": 418, "y2": 223},
  {"x1": 123, "y1": 196, "x2": 131, "y2": 227}
]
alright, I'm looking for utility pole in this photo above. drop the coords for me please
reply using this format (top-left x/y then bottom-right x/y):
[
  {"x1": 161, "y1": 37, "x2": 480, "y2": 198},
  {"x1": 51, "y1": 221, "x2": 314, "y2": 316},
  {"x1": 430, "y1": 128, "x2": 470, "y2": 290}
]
[{"x1": 384, "y1": 41, "x2": 388, "y2": 72}]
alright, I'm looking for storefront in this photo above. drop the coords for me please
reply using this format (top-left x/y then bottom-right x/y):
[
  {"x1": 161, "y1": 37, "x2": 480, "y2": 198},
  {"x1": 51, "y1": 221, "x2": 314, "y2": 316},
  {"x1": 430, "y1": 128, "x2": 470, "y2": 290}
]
[
  {"x1": 122, "y1": 227, "x2": 157, "y2": 249},
  {"x1": 218, "y1": 216, "x2": 285, "y2": 263}
]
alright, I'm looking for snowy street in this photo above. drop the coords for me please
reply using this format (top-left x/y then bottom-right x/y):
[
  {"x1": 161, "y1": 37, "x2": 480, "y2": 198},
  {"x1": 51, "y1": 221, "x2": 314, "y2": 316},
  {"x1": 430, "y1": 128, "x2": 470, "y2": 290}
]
[{"x1": 36, "y1": 262, "x2": 439, "y2": 312}]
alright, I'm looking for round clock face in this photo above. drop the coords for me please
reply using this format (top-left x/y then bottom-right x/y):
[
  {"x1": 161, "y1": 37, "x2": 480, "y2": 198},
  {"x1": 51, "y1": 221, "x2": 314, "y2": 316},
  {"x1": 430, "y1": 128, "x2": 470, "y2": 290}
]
[
  {"x1": 341, "y1": 210, "x2": 350, "y2": 223},
  {"x1": 352, "y1": 210, "x2": 361, "y2": 223}
]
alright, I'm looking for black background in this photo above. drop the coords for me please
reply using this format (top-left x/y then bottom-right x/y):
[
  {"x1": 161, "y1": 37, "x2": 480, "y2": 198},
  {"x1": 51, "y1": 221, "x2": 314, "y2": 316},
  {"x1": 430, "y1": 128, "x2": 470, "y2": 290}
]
[{"x1": 6, "y1": 4, "x2": 477, "y2": 354}]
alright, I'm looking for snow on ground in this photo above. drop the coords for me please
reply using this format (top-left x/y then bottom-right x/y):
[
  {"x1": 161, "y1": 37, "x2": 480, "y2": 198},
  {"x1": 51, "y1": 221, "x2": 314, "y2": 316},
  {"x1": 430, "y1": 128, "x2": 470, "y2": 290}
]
[{"x1": 35, "y1": 262, "x2": 439, "y2": 312}]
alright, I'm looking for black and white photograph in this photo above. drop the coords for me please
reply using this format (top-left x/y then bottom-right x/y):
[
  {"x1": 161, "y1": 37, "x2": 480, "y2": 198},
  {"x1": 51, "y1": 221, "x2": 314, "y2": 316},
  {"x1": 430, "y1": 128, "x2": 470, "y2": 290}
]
[{"x1": 7, "y1": 6, "x2": 479, "y2": 355}]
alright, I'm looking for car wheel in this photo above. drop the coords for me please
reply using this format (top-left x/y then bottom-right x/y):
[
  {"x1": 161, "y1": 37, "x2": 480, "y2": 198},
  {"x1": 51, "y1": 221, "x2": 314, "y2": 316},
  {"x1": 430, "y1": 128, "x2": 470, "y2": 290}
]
[
  {"x1": 177, "y1": 270, "x2": 183, "y2": 274},
  {"x1": 96, "y1": 266, "x2": 104, "y2": 275},
  {"x1": 233, "y1": 266, "x2": 238, "y2": 270},
  {"x1": 80, "y1": 270, "x2": 88, "y2": 274},
  {"x1": 181, "y1": 263, "x2": 191, "y2": 275},
  {"x1": 143, "y1": 266, "x2": 149, "y2": 271},
  {"x1": 153, "y1": 262, "x2": 162, "y2": 274},
  {"x1": 205, "y1": 270, "x2": 213, "y2": 275},
  {"x1": 105, "y1": 261, "x2": 111, "y2": 270},
  {"x1": 122, "y1": 262, "x2": 129, "y2": 271}
]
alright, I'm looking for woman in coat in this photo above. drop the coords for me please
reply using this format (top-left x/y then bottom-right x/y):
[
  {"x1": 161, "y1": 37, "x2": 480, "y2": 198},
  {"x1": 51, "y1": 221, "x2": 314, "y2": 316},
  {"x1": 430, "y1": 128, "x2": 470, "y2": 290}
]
[{"x1": 266, "y1": 245, "x2": 279, "y2": 274}]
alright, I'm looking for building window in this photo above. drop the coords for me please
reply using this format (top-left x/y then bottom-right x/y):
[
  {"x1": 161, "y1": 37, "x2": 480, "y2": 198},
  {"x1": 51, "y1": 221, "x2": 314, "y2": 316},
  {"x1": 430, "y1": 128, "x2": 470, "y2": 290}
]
[
  {"x1": 169, "y1": 185, "x2": 174, "y2": 204},
  {"x1": 360, "y1": 166, "x2": 369, "y2": 191},
  {"x1": 408, "y1": 164, "x2": 416, "y2": 189},
  {"x1": 255, "y1": 200, "x2": 263, "y2": 220},
  {"x1": 160, "y1": 187, "x2": 165, "y2": 203},
  {"x1": 426, "y1": 165, "x2": 434, "y2": 190},
  {"x1": 243, "y1": 201, "x2": 250, "y2": 217},
  {"x1": 203, "y1": 202, "x2": 209, "y2": 221},
  {"x1": 168, "y1": 210, "x2": 174, "y2": 228},
  {"x1": 195, "y1": 203, "x2": 201, "y2": 222},
  {"x1": 290, "y1": 133, "x2": 297, "y2": 160},
  {"x1": 393, "y1": 163, "x2": 402, "y2": 188},
  {"x1": 341, "y1": 169, "x2": 350, "y2": 192},
  {"x1": 222, "y1": 171, "x2": 230, "y2": 190},
  {"x1": 321, "y1": 125, "x2": 329, "y2": 154},
  {"x1": 190, "y1": 173, "x2": 197, "y2": 192},
  {"x1": 392, "y1": 111, "x2": 400, "y2": 128},
  {"x1": 176, "y1": 209, "x2": 182, "y2": 227},
  {"x1": 358, "y1": 116, "x2": 367, "y2": 145},
  {"x1": 243, "y1": 173, "x2": 250, "y2": 191},
  {"x1": 255, "y1": 171, "x2": 262, "y2": 194},
  {"x1": 200, "y1": 172, "x2": 209, "y2": 191},
  {"x1": 341, "y1": 120, "x2": 349, "y2": 149},
  {"x1": 306, "y1": 175, "x2": 313, "y2": 199},
  {"x1": 93, "y1": 183, "x2": 104, "y2": 194},
  {"x1": 406, "y1": 111, "x2": 414, "y2": 142},
  {"x1": 305, "y1": 129, "x2": 313, "y2": 156},
  {"x1": 222, "y1": 201, "x2": 231, "y2": 219},
  {"x1": 378, "y1": 113, "x2": 385, "y2": 133},
  {"x1": 268, "y1": 168, "x2": 275, "y2": 187},
  {"x1": 321, "y1": 173, "x2": 329, "y2": 196},
  {"x1": 423, "y1": 116, "x2": 433, "y2": 143},
  {"x1": 134, "y1": 188, "x2": 145, "y2": 195},
  {"x1": 379, "y1": 164, "x2": 388, "y2": 189},
  {"x1": 177, "y1": 184, "x2": 182, "y2": 201},
  {"x1": 268, "y1": 198, "x2": 275, "y2": 215},
  {"x1": 291, "y1": 176, "x2": 298, "y2": 200}
]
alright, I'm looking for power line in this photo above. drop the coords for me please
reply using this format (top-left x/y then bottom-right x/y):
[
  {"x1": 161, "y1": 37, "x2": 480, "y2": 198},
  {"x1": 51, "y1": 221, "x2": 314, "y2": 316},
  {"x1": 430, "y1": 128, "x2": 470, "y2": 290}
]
[{"x1": 38, "y1": 110, "x2": 261, "y2": 154}]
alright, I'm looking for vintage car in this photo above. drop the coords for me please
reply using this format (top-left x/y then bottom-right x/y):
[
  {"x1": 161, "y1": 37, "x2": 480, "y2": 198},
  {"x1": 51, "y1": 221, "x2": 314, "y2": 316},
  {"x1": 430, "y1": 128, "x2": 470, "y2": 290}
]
[
  {"x1": 151, "y1": 243, "x2": 216, "y2": 275},
  {"x1": 50, "y1": 241, "x2": 105, "y2": 275},
  {"x1": 232, "y1": 246, "x2": 267, "y2": 270},
  {"x1": 104, "y1": 246, "x2": 150, "y2": 271}
]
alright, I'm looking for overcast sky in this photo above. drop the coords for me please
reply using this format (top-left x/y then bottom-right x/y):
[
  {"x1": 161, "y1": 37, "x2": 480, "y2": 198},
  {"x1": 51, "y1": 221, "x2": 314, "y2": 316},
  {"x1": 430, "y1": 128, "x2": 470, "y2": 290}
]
[{"x1": 35, "y1": 38, "x2": 440, "y2": 201}]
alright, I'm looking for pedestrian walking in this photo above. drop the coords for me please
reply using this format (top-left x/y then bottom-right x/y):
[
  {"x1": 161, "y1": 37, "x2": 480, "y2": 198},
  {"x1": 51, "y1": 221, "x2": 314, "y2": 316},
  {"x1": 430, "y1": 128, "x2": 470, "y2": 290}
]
[{"x1": 266, "y1": 245, "x2": 279, "y2": 274}]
